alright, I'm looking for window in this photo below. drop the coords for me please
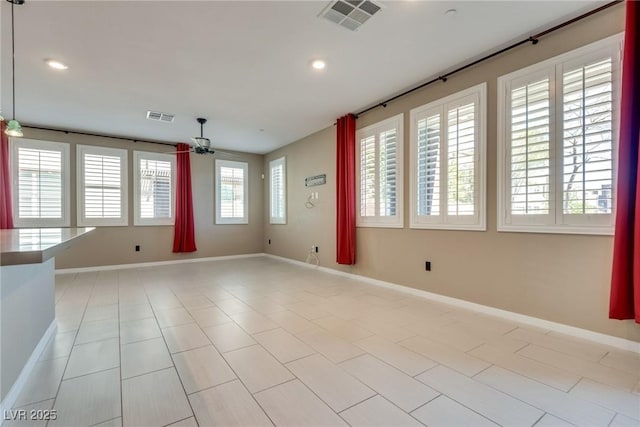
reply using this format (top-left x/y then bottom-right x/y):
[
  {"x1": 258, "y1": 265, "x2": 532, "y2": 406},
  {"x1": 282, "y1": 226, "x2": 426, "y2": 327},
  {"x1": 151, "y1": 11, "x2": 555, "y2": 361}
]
[
  {"x1": 269, "y1": 156, "x2": 286, "y2": 224},
  {"x1": 10, "y1": 138, "x2": 70, "y2": 227},
  {"x1": 356, "y1": 114, "x2": 404, "y2": 228},
  {"x1": 77, "y1": 145, "x2": 128, "y2": 226},
  {"x1": 409, "y1": 84, "x2": 486, "y2": 230},
  {"x1": 216, "y1": 159, "x2": 248, "y2": 224},
  {"x1": 134, "y1": 151, "x2": 174, "y2": 226},
  {"x1": 497, "y1": 34, "x2": 621, "y2": 235}
]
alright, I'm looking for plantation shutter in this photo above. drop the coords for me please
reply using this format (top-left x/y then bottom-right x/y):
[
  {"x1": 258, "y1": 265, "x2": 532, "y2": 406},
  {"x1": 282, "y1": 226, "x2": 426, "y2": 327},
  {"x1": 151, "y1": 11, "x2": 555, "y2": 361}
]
[
  {"x1": 447, "y1": 102, "x2": 476, "y2": 216},
  {"x1": 270, "y1": 157, "x2": 286, "y2": 223},
  {"x1": 359, "y1": 134, "x2": 376, "y2": 217},
  {"x1": 220, "y1": 166, "x2": 245, "y2": 218},
  {"x1": 379, "y1": 129, "x2": 397, "y2": 216},
  {"x1": 562, "y1": 57, "x2": 614, "y2": 216},
  {"x1": 509, "y1": 78, "x2": 552, "y2": 216},
  {"x1": 416, "y1": 113, "x2": 441, "y2": 216},
  {"x1": 83, "y1": 153, "x2": 122, "y2": 219},
  {"x1": 17, "y1": 147, "x2": 63, "y2": 219},
  {"x1": 78, "y1": 145, "x2": 127, "y2": 226},
  {"x1": 139, "y1": 157, "x2": 172, "y2": 219}
]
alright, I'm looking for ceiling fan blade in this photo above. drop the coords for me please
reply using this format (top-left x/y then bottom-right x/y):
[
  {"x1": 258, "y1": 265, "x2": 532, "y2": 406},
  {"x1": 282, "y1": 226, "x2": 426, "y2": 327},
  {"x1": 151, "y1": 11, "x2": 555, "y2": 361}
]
[
  {"x1": 212, "y1": 149, "x2": 240, "y2": 158},
  {"x1": 162, "y1": 148, "x2": 193, "y2": 154}
]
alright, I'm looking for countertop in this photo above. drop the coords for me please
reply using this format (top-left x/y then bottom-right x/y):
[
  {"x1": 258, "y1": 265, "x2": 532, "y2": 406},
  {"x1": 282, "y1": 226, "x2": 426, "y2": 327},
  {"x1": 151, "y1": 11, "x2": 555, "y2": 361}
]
[{"x1": 0, "y1": 228, "x2": 95, "y2": 266}]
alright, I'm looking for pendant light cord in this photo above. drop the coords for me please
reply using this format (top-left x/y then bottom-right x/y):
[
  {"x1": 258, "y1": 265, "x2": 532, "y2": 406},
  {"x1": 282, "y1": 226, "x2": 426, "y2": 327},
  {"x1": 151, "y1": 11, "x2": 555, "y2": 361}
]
[{"x1": 11, "y1": 1, "x2": 16, "y2": 120}]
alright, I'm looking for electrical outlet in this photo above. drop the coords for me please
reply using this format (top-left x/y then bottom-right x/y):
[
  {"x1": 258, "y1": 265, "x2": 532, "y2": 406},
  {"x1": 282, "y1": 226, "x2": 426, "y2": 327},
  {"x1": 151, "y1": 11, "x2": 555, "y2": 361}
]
[
  {"x1": 425, "y1": 261, "x2": 431, "y2": 271},
  {"x1": 135, "y1": 245, "x2": 141, "y2": 252}
]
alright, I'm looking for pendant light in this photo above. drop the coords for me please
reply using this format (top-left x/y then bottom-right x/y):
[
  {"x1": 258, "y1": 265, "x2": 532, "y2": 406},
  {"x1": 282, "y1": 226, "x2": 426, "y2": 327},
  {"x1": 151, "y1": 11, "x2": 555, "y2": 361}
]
[{"x1": 5, "y1": 0, "x2": 25, "y2": 137}]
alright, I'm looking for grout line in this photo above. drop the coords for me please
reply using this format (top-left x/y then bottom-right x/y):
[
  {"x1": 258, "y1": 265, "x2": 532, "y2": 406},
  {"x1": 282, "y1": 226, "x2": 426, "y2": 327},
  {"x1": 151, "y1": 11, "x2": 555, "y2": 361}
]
[
  {"x1": 184, "y1": 377, "x2": 239, "y2": 397},
  {"x1": 531, "y1": 412, "x2": 549, "y2": 426},
  {"x1": 160, "y1": 415, "x2": 194, "y2": 427},
  {"x1": 88, "y1": 415, "x2": 121, "y2": 427}
]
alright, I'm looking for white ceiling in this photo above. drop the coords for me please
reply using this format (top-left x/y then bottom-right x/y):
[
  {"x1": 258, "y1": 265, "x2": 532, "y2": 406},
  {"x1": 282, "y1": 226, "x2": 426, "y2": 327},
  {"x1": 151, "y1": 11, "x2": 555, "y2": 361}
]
[{"x1": 1, "y1": 0, "x2": 602, "y2": 154}]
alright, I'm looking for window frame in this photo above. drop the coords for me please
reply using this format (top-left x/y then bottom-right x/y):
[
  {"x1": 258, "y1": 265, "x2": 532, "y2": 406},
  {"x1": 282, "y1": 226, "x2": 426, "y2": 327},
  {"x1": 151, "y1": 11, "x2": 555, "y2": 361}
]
[
  {"x1": 409, "y1": 83, "x2": 487, "y2": 231},
  {"x1": 269, "y1": 156, "x2": 287, "y2": 225},
  {"x1": 133, "y1": 150, "x2": 175, "y2": 226},
  {"x1": 215, "y1": 159, "x2": 249, "y2": 225},
  {"x1": 497, "y1": 34, "x2": 622, "y2": 235},
  {"x1": 10, "y1": 138, "x2": 71, "y2": 227},
  {"x1": 355, "y1": 113, "x2": 404, "y2": 229},
  {"x1": 76, "y1": 144, "x2": 129, "y2": 227}
]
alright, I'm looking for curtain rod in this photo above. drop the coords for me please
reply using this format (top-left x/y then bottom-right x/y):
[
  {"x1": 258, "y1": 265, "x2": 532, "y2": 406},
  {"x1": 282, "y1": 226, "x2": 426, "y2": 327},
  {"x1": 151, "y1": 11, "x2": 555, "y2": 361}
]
[
  {"x1": 353, "y1": 0, "x2": 623, "y2": 119},
  {"x1": 24, "y1": 124, "x2": 177, "y2": 147}
]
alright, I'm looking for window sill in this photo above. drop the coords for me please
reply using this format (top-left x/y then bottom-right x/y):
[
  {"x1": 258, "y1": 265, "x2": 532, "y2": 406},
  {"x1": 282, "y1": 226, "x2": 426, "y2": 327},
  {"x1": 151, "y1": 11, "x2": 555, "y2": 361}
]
[{"x1": 497, "y1": 224, "x2": 614, "y2": 236}]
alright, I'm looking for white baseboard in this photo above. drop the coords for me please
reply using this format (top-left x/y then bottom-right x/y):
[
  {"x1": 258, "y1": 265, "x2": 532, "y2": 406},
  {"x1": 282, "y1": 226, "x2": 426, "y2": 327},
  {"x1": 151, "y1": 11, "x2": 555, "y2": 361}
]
[
  {"x1": 263, "y1": 253, "x2": 640, "y2": 354},
  {"x1": 0, "y1": 320, "x2": 57, "y2": 424},
  {"x1": 55, "y1": 253, "x2": 265, "y2": 274}
]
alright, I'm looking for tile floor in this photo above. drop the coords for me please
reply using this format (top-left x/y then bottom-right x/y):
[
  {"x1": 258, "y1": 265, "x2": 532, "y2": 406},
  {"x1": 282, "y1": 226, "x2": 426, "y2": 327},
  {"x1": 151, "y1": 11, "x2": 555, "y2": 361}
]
[{"x1": 7, "y1": 257, "x2": 640, "y2": 427}]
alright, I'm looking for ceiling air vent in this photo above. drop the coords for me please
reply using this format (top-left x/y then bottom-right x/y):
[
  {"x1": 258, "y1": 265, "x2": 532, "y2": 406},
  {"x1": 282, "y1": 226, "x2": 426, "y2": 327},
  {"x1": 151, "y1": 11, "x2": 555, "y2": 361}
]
[
  {"x1": 319, "y1": 0, "x2": 382, "y2": 31},
  {"x1": 146, "y1": 111, "x2": 175, "y2": 123}
]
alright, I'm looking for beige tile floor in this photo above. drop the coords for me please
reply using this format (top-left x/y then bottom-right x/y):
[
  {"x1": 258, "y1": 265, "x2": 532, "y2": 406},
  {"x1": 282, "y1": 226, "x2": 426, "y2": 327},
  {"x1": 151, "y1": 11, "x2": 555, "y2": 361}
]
[{"x1": 8, "y1": 257, "x2": 640, "y2": 427}]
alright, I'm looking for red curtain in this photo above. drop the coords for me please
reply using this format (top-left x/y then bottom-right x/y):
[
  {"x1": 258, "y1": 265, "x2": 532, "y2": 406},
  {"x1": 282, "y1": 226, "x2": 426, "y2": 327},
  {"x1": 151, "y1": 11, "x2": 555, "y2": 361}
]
[
  {"x1": 336, "y1": 114, "x2": 356, "y2": 265},
  {"x1": 173, "y1": 143, "x2": 197, "y2": 253},
  {"x1": 0, "y1": 121, "x2": 14, "y2": 229},
  {"x1": 610, "y1": 0, "x2": 640, "y2": 321}
]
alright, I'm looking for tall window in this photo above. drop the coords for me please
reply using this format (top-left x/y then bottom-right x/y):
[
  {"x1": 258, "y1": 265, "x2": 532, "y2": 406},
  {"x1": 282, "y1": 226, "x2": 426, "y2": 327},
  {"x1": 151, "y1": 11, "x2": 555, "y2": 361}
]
[
  {"x1": 10, "y1": 138, "x2": 70, "y2": 227},
  {"x1": 410, "y1": 84, "x2": 486, "y2": 230},
  {"x1": 134, "y1": 151, "x2": 174, "y2": 226},
  {"x1": 77, "y1": 145, "x2": 128, "y2": 226},
  {"x1": 216, "y1": 159, "x2": 248, "y2": 224},
  {"x1": 497, "y1": 34, "x2": 621, "y2": 235},
  {"x1": 356, "y1": 114, "x2": 403, "y2": 228},
  {"x1": 269, "y1": 156, "x2": 286, "y2": 224}
]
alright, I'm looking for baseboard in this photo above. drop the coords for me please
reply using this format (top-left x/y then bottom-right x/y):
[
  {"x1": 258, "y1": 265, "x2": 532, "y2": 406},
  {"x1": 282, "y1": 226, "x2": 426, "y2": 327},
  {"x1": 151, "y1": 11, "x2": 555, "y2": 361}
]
[
  {"x1": 263, "y1": 253, "x2": 640, "y2": 354},
  {"x1": 55, "y1": 253, "x2": 266, "y2": 274},
  {"x1": 0, "y1": 320, "x2": 57, "y2": 424}
]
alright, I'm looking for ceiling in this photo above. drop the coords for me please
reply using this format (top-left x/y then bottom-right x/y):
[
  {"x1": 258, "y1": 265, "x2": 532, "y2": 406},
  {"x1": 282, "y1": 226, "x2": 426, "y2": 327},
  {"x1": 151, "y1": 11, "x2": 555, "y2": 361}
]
[{"x1": 1, "y1": 0, "x2": 603, "y2": 154}]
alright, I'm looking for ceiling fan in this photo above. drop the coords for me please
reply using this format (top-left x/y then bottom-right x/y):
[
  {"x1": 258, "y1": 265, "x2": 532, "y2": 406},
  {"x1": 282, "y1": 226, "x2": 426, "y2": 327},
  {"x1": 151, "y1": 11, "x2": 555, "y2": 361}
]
[
  {"x1": 192, "y1": 117, "x2": 214, "y2": 154},
  {"x1": 174, "y1": 117, "x2": 235, "y2": 156}
]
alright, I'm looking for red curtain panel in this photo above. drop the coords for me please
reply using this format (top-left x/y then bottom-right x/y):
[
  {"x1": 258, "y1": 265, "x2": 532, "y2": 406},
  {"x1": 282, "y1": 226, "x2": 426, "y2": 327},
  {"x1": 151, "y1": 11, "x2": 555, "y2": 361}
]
[
  {"x1": 0, "y1": 121, "x2": 14, "y2": 229},
  {"x1": 336, "y1": 114, "x2": 356, "y2": 265},
  {"x1": 610, "y1": 0, "x2": 640, "y2": 321},
  {"x1": 173, "y1": 143, "x2": 197, "y2": 253}
]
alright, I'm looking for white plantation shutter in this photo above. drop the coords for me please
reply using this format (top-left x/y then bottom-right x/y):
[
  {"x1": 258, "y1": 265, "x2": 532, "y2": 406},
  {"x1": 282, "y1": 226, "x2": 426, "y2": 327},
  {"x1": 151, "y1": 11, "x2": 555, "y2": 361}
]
[
  {"x1": 416, "y1": 113, "x2": 441, "y2": 216},
  {"x1": 270, "y1": 157, "x2": 286, "y2": 224},
  {"x1": 11, "y1": 139, "x2": 70, "y2": 227},
  {"x1": 498, "y1": 34, "x2": 620, "y2": 234},
  {"x1": 134, "y1": 151, "x2": 174, "y2": 225},
  {"x1": 84, "y1": 154, "x2": 121, "y2": 218},
  {"x1": 379, "y1": 129, "x2": 397, "y2": 216},
  {"x1": 360, "y1": 135, "x2": 376, "y2": 217},
  {"x1": 410, "y1": 84, "x2": 486, "y2": 230},
  {"x1": 447, "y1": 102, "x2": 476, "y2": 216},
  {"x1": 216, "y1": 160, "x2": 248, "y2": 224},
  {"x1": 356, "y1": 114, "x2": 403, "y2": 227},
  {"x1": 77, "y1": 145, "x2": 128, "y2": 226},
  {"x1": 18, "y1": 149, "x2": 62, "y2": 219},
  {"x1": 508, "y1": 76, "x2": 552, "y2": 221},
  {"x1": 562, "y1": 58, "x2": 614, "y2": 217}
]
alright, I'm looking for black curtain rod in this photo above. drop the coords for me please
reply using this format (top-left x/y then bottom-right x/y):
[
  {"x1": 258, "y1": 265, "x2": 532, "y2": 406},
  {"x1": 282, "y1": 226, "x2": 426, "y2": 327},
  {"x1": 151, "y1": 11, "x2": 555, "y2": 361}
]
[
  {"x1": 353, "y1": 0, "x2": 623, "y2": 119},
  {"x1": 24, "y1": 125, "x2": 177, "y2": 147}
]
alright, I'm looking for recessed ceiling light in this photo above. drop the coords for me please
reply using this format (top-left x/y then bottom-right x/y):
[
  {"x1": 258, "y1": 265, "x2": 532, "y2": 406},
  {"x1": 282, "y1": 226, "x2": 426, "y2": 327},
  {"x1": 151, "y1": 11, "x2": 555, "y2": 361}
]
[
  {"x1": 311, "y1": 60, "x2": 326, "y2": 70},
  {"x1": 45, "y1": 59, "x2": 68, "y2": 70},
  {"x1": 445, "y1": 8, "x2": 457, "y2": 17}
]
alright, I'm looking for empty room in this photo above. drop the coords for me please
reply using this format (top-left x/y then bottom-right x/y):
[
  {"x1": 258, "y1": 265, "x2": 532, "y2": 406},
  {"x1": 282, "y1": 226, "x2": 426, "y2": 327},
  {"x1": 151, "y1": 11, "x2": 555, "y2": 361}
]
[{"x1": 1, "y1": 0, "x2": 639, "y2": 426}]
